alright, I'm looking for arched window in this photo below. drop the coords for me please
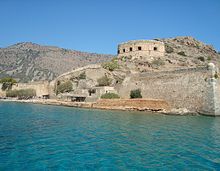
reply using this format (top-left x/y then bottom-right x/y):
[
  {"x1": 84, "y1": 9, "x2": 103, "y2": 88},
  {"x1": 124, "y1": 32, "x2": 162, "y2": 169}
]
[
  {"x1": 138, "y1": 46, "x2": 142, "y2": 50},
  {"x1": 130, "y1": 47, "x2": 132, "y2": 51},
  {"x1": 154, "y1": 47, "x2": 158, "y2": 51},
  {"x1": 123, "y1": 49, "x2": 126, "y2": 53}
]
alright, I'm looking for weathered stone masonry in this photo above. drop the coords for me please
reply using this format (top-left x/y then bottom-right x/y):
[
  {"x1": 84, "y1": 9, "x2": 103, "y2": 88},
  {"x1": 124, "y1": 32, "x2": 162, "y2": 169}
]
[
  {"x1": 117, "y1": 65, "x2": 220, "y2": 116},
  {"x1": 118, "y1": 40, "x2": 165, "y2": 60}
]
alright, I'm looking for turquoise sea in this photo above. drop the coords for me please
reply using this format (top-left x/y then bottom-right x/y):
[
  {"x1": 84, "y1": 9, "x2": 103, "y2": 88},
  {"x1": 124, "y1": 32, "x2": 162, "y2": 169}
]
[{"x1": 0, "y1": 102, "x2": 220, "y2": 170}]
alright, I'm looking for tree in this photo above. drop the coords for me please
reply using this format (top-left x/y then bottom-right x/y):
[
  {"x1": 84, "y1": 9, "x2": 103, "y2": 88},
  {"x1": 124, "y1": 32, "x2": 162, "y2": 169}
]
[
  {"x1": 97, "y1": 75, "x2": 111, "y2": 86},
  {"x1": 56, "y1": 81, "x2": 73, "y2": 94},
  {"x1": 0, "y1": 77, "x2": 17, "y2": 91},
  {"x1": 130, "y1": 89, "x2": 142, "y2": 99}
]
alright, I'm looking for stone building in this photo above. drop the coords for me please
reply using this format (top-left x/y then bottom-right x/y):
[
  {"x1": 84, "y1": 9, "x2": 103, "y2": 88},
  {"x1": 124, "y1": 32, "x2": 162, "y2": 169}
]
[{"x1": 117, "y1": 40, "x2": 165, "y2": 60}]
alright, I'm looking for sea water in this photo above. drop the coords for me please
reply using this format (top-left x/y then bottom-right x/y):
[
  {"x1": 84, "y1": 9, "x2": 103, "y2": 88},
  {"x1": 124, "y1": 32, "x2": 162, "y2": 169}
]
[{"x1": 0, "y1": 102, "x2": 220, "y2": 170}]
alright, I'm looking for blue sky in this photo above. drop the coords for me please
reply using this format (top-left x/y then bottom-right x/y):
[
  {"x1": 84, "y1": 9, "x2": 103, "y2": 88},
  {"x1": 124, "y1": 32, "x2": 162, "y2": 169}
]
[{"x1": 0, "y1": 0, "x2": 219, "y2": 54}]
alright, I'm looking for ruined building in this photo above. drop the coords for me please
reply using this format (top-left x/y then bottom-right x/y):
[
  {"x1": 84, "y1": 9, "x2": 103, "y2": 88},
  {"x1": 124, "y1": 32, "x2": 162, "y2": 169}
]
[{"x1": 117, "y1": 40, "x2": 165, "y2": 60}]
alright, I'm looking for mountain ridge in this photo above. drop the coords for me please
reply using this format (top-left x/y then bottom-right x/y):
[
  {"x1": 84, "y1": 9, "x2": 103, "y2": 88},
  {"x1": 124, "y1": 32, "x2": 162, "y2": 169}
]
[{"x1": 0, "y1": 42, "x2": 114, "y2": 82}]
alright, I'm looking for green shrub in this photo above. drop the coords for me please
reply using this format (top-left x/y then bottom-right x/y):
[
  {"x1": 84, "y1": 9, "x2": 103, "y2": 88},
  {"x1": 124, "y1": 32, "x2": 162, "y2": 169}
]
[
  {"x1": 198, "y1": 56, "x2": 205, "y2": 62},
  {"x1": 102, "y1": 58, "x2": 119, "y2": 71},
  {"x1": 165, "y1": 45, "x2": 174, "y2": 53},
  {"x1": 152, "y1": 59, "x2": 165, "y2": 66},
  {"x1": 207, "y1": 56, "x2": 212, "y2": 61},
  {"x1": 0, "y1": 77, "x2": 17, "y2": 84},
  {"x1": 101, "y1": 93, "x2": 120, "y2": 99},
  {"x1": 56, "y1": 81, "x2": 72, "y2": 94},
  {"x1": 0, "y1": 77, "x2": 17, "y2": 91},
  {"x1": 130, "y1": 89, "x2": 142, "y2": 99},
  {"x1": 97, "y1": 75, "x2": 111, "y2": 86},
  {"x1": 6, "y1": 89, "x2": 36, "y2": 99},
  {"x1": 121, "y1": 56, "x2": 127, "y2": 62},
  {"x1": 214, "y1": 73, "x2": 219, "y2": 79},
  {"x1": 77, "y1": 72, "x2": 86, "y2": 79},
  {"x1": 177, "y1": 51, "x2": 186, "y2": 56}
]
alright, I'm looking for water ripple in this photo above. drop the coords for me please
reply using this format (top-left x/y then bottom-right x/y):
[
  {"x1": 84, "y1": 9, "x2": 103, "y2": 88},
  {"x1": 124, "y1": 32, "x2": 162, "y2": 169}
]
[{"x1": 0, "y1": 102, "x2": 220, "y2": 170}]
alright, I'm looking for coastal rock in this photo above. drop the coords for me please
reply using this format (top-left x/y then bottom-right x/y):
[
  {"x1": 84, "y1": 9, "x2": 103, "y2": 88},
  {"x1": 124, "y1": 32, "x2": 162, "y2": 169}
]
[{"x1": 169, "y1": 108, "x2": 195, "y2": 115}]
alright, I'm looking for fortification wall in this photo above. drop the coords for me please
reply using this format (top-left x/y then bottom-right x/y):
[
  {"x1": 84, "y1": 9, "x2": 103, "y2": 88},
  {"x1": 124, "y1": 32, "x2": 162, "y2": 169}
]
[
  {"x1": 117, "y1": 66, "x2": 220, "y2": 115},
  {"x1": 0, "y1": 84, "x2": 6, "y2": 97},
  {"x1": 12, "y1": 81, "x2": 50, "y2": 97},
  {"x1": 213, "y1": 79, "x2": 220, "y2": 116},
  {"x1": 118, "y1": 40, "x2": 165, "y2": 60}
]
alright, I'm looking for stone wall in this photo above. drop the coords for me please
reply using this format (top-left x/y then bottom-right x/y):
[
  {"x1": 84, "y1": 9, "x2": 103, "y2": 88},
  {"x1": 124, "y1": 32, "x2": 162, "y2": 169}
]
[
  {"x1": 213, "y1": 79, "x2": 220, "y2": 116},
  {"x1": 12, "y1": 81, "x2": 50, "y2": 97},
  {"x1": 118, "y1": 40, "x2": 165, "y2": 60},
  {"x1": 0, "y1": 84, "x2": 6, "y2": 97},
  {"x1": 117, "y1": 66, "x2": 220, "y2": 116}
]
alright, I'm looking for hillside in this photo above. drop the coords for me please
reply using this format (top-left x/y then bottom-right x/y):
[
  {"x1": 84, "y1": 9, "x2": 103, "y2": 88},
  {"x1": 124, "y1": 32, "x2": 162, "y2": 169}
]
[
  {"x1": 0, "y1": 42, "x2": 114, "y2": 82},
  {"x1": 155, "y1": 36, "x2": 220, "y2": 70},
  {"x1": 118, "y1": 36, "x2": 220, "y2": 72},
  {"x1": 159, "y1": 36, "x2": 220, "y2": 69}
]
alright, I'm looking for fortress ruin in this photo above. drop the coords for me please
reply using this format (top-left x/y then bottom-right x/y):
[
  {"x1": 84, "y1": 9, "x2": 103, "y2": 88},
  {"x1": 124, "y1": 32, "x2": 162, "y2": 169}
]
[
  {"x1": 1, "y1": 38, "x2": 220, "y2": 116},
  {"x1": 117, "y1": 40, "x2": 165, "y2": 60}
]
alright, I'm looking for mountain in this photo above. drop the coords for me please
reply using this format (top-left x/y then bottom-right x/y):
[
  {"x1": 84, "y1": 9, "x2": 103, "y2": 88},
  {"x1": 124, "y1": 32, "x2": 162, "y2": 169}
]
[{"x1": 0, "y1": 42, "x2": 114, "y2": 82}]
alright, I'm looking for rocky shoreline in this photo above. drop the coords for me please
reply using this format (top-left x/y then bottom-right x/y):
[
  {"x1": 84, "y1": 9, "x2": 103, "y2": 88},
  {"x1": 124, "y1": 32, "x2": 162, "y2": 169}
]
[{"x1": 0, "y1": 98, "x2": 198, "y2": 116}]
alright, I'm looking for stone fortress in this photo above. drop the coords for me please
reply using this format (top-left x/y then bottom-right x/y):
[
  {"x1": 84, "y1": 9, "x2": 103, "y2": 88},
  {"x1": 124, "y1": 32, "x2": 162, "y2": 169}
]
[
  {"x1": 117, "y1": 40, "x2": 165, "y2": 60},
  {"x1": 1, "y1": 37, "x2": 220, "y2": 116}
]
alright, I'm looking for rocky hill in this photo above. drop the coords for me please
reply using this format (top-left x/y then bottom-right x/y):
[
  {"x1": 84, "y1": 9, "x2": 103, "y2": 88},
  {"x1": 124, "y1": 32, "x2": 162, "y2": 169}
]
[
  {"x1": 159, "y1": 37, "x2": 220, "y2": 67},
  {"x1": 156, "y1": 36, "x2": 220, "y2": 70},
  {"x1": 0, "y1": 42, "x2": 114, "y2": 82},
  {"x1": 119, "y1": 36, "x2": 220, "y2": 72}
]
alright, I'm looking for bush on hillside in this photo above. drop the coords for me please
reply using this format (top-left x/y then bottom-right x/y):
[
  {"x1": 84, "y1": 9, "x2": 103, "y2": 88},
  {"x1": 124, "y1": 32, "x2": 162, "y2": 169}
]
[
  {"x1": 102, "y1": 58, "x2": 119, "y2": 71},
  {"x1": 165, "y1": 45, "x2": 174, "y2": 53},
  {"x1": 77, "y1": 72, "x2": 86, "y2": 79},
  {"x1": 101, "y1": 93, "x2": 120, "y2": 99},
  {"x1": 130, "y1": 89, "x2": 142, "y2": 99},
  {"x1": 56, "y1": 81, "x2": 72, "y2": 94},
  {"x1": 152, "y1": 59, "x2": 165, "y2": 67},
  {"x1": 97, "y1": 75, "x2": 111, "y2": 86},
  {"x1": 6, "y1": 89, "x2": 36, "y2": 99},
  {"x1": 177, "y1": 51, "x2": 186, "y2": 56}
]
